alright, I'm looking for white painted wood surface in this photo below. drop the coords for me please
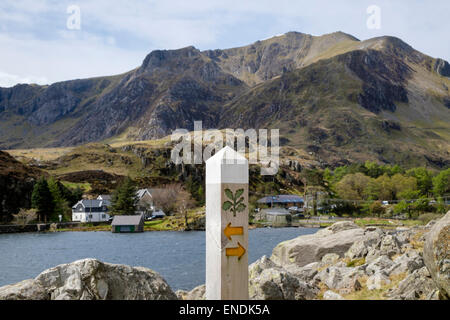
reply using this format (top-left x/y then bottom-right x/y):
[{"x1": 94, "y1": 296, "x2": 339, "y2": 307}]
[{"x1": 206, "y1": 146, "x2": 249, "y2": 300}]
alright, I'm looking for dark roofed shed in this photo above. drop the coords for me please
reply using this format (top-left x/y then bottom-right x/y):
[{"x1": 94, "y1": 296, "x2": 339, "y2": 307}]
[{"x1": 111, "y1": 214, "x2": 144, "y2": 233}]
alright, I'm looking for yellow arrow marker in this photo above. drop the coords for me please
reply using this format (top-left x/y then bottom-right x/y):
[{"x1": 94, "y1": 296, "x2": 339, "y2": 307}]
[
  {"x1": 224, "y1": 222, "x2": 244, "y2": 240},
  {"x1": 226, "y1": 242, "x2": 246, "y2": 259}
]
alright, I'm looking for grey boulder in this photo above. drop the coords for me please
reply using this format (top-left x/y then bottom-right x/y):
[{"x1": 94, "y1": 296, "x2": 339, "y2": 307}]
[
  {"x1": 366, "y1": 256, "x2": 395, "y2": 275},
  {"x1": 366, "y1": 272, "x2": 391, "y2": 290},
  {"x1": 314, "y1": 266, "x2": 364, "y2": 294},
  {"x1": 248, "y1": 256, "x2": 317, "y2": 300},
  {"x1": 0, "y1": 258, "x2": 177, "y2": 300},
  {"x1": 423, "y1": 211, "x2": 450, "y2": 299},
  {"x1": 387, "y1": 267, "x2": 437, "y2": 300},
  {"x1": 388, "y1": 251, "x2": 424, "y2": 276},
  {"x1": 271, "y1": 223, "x2": 380, "y2": 267},
  {"x1": 176, "y1": 284, "x2": 205, "y2": 300},
  {"x1": 345, "y1": 240, "x2": 369, "y2": 260},
  {"x1": 323, "y1": 290, "x2": 344, "y2": 300}
]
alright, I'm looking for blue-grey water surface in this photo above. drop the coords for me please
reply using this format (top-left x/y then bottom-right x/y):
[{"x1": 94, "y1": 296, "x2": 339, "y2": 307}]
[{"x1": 0, "y1": 227, "x2": 317, "y2": 290}]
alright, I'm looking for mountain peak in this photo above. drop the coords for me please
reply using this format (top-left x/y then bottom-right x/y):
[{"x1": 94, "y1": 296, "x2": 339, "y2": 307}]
[
  {"x1": 283, "y1": 31, "x2": 308, "y2": 38},
  {"x1": 325, "y1": 31, "x2": 360, "y2": 42},
  {"x1": 369, "y1": 36, "x2": 413, "y2": 50},
  {"x1": 141, "y1": 46, "x2": 202, "y2": 72}
]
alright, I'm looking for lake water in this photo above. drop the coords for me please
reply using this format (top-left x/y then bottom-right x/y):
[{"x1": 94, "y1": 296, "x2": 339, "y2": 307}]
[{"x1": 0, "y1": 227, "x2": 318, "y2": 290}]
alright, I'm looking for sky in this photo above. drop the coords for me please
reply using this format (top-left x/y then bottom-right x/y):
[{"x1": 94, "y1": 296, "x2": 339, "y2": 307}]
[{"x1": 0, "y1": 0, "x2": 449, "y2": 87}]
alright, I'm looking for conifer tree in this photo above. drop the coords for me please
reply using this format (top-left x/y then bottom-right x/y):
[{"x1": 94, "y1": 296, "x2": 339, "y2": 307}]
[
  {"x1": 31, "y1": 177, "x2": 54, "y2": 222},
  {"x1": 111, "y1": 177, "x2": 138, "y2": 215},
  {"x1": 48, "y1": 178, "x2": 70, "y2": 221}
]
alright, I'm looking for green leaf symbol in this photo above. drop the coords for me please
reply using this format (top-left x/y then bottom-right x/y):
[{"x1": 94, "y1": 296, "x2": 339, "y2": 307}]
[
  {"x1": 222, "y1": 201, "x2": 233, "y2": 211},
  {"x1": 235, "y1": 189, "x2": 244, "y2": 200},
  {"x1": 225, "y1": 188, "x2": 234, "y2": 201},
  {"x1": 236, "y1": 203, "x2": 246, "y2": 213},
  {"x1": 222, "y1": 187, "x2": 247, "y2": 217}
]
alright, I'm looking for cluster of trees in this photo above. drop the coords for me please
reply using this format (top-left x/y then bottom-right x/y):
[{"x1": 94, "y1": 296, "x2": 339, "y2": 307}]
[
  {"x1": 31, "y1": 177, "x2": 83, "y2": 222},
  {"x1": 325, "y1": 162, "x2": 449, "y2": 200},
  {"x1": 321, "y1": 162, "x2": 450, "y2": 217}
]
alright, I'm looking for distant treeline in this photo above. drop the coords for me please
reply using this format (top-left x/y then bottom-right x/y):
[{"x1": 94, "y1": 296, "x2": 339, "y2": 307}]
[
  {"x1": 324, "y1": 161, "x2": 449, "y2": 200},
  {"x1": 308, "y1": 162, "x2": 450, "y2": 217}
]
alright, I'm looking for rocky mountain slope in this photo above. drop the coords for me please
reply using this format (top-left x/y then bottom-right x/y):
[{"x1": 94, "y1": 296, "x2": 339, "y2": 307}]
[
  {"x1": 1, "y1": 31, "x2": 449, "y2": 168},
  {"x1": 219, "y1": 38, "x2": 450, "y2": 167}
]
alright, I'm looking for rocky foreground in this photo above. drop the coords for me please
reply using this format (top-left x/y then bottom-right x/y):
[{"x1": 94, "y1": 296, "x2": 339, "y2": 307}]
[{"x1": 1, "y1": 212, "x2": 449, "y2": 300}]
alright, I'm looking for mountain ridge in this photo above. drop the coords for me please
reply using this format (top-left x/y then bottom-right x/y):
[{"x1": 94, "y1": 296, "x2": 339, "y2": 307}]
[{"x1": 0, "y1": 31, "x2": 449, "y2": 168}]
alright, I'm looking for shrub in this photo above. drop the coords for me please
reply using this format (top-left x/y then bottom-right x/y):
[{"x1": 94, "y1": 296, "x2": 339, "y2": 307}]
[
  {"x1": 435, "y1": 197, "x2": 448, "y2": 214},
  {"x1": 393, "y1": 200, "x2": 409, "y2": 215},
  {"x1": 369, "y1": 201, "x2": 385, "y2": 217},
  {"x1": 418, "y1": 213, "x2": 443, "y2": 224},
  {"x1": 12, "y1": 209, "x2": 37, "y2": 226}
]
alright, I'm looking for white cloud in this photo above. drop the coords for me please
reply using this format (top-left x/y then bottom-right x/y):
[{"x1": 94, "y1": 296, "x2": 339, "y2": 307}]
[
  {"x1": 0, "y1": 70, "x2": 48, "y2": 87},
  {"x1": 0, "y1": 32, "x2": 146, "y2": 86},
  {"x1": 0, "y1": 0, "x2": 449, "y2": 87}
]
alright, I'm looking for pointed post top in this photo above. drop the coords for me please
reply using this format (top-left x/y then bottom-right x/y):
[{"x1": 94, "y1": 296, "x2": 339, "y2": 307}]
[
  {"x1": 206, "y1": 146, "x2": 247, "y2": 165},
  {"x1": 206, "y1": 146, "x2": 248, "y2": 184}
]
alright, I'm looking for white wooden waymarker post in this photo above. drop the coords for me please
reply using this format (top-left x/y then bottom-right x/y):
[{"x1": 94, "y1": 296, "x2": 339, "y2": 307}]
[{"x1": 205, "y1": 146, "x2": 249, "y2": 300}]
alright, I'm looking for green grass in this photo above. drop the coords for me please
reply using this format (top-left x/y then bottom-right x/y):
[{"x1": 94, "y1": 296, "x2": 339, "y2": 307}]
[
  {"x1": 57, "y1": 224, "x2": 110, "y2": 232},
  {"x1": 60, "y1": 181, "x2": 92, "y2": 192},
  {"x1": 144, "y1": 219, "x2": 173, "y2": 231},
  {"x1": 346, "y1": 257, "x2": 366, "y2": 267},
  {"x1": 319, "y1": 222, "x2": 333, "y2": 228},
  {"x1": 143, "y1": 210, "x2": 205, "y2": 231},
  {"x1": 354, "y1": 218, "x2": 423, "y2": 228}
]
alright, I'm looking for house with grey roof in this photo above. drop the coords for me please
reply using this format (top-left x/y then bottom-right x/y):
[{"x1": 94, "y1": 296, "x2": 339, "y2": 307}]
[
  {"x1": 257, "y1": 195, "x2": 304, "y2": 208},
  {"x1": 135, "y1": 188, "x2": 166, "y2": 218},
  {"x1": 72, "y1": 199, "x2": 111, "y2": 223},
  {"x1": 111, "y1": 214, "x2": 144, "y2": 233},
  {"x1": 136, "y1": 188, "x2": 154, "y2": 217}
]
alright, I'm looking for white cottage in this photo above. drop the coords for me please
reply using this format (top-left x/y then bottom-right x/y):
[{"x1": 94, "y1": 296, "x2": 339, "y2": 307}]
[
  {"x1": 136, "y1": 188, "x2": 155, "y2": 217},
  {"x1": 72, "y1": 199, "x2": 111, "y2": 222}
]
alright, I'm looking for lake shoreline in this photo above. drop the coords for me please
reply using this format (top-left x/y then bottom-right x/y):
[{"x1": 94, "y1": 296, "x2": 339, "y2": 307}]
[
  {"x1": 0, "y1": 224, "x2": 313, "y2": 234},
  {"x1": 0, "y1": 216, "x2": 427, "y2": 234},
  {"x1": 2, "y1": 214, "x2": 448, "y2": 300},
  {"x1": 0, "y1": 227, "x2": 320, "y2": 289}
]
